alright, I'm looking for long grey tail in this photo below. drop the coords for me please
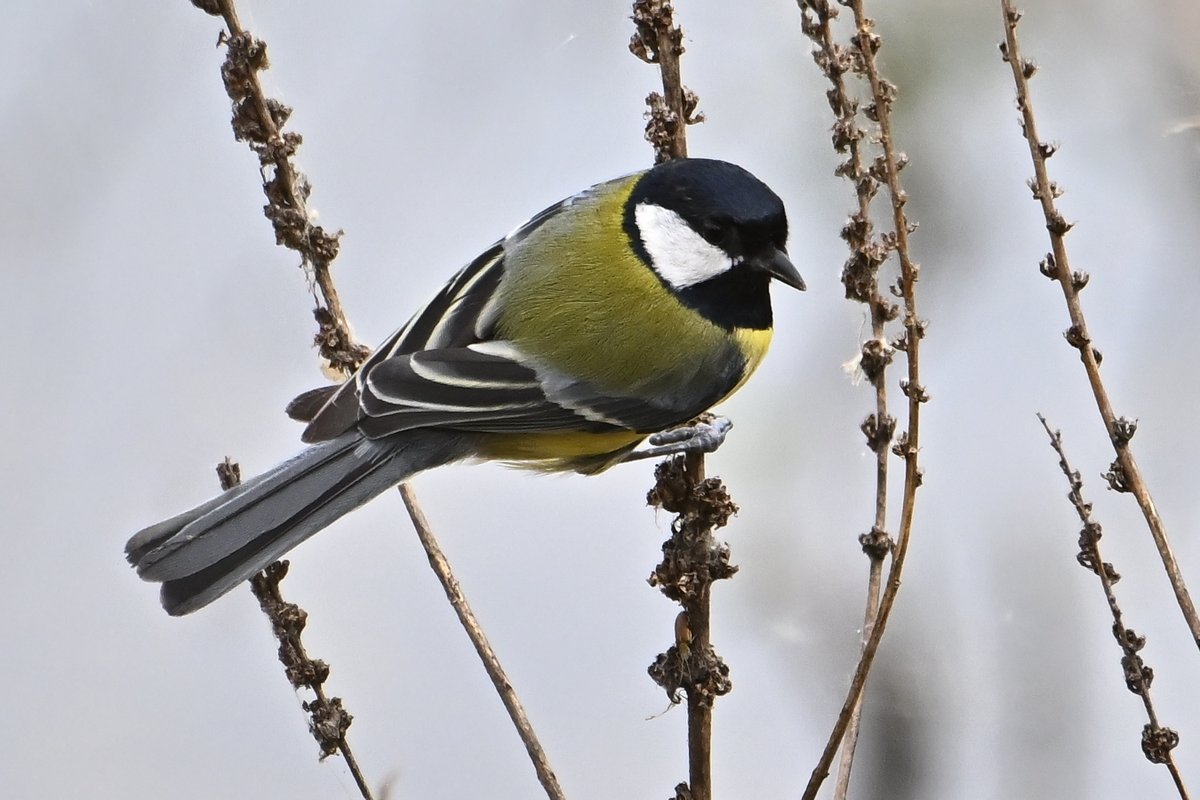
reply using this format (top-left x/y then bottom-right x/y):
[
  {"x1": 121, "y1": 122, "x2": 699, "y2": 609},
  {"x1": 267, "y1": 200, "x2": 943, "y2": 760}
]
[{"x1": 125, "y1": 430, "x2": 470, "y2": 616}]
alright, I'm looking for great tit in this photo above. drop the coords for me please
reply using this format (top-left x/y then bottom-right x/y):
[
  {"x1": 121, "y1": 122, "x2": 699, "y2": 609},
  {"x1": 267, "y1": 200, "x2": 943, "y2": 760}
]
[{"x1": 126, "y1": 157, "x2": 805, "y2": 615}]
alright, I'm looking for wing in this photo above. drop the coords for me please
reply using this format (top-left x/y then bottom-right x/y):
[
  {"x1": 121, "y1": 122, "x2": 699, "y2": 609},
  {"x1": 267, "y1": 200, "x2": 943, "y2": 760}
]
[
  {"x1": 295, "y1": 179, "x2": 689, "y2": 443},
  {"x1": 370, "y1": 186, "x2": 595, "y2": 357},
  {"x1": 357, "y1": 345, "x2": 610, "y2": 438},
  {"x1": 351, "y1": 342, "x2": 700, "y2": 440}
]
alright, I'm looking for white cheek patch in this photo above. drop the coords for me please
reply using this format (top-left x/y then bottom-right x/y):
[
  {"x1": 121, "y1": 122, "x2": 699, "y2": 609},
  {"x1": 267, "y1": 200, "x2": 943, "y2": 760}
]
[{"x1": 635, "y1": 203, "x2": 734, "y2": 289}]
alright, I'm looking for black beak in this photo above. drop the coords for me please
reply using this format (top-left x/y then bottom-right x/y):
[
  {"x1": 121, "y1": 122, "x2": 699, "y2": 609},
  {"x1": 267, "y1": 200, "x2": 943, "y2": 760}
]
[{"x1": 750, "y1": 247, "x2": 806, "y2": 291}]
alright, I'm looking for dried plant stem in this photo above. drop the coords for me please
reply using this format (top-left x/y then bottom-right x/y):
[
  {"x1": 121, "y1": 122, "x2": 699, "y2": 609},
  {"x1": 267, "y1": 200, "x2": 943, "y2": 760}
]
[
  {"x1": 249, "y1": 562, "x2": 375, "y2": 799},
  {"x1": 833, "y1": 568, "x2": 881, "y2": 798},
  {"x1": 211, "y1": 460, "x2": 374, "y2": 798},
  {"x1": 190, "y1": 0, "x2": 375, "y2": 791},
  {"x1": 630, "y1": 5, "x2": 727, "y2": 799},
  {"x1": 398, "y1": 485, "x2": 567, "y2": 800},
  {"x1": 190, "y1": 0, "x2": 562, "y2": 795},
  {"x1": 646, "y1": 456, "x2": 737, "y2": 800},
  {"x1": 682, "y1": 453, "x2": 714, "y2": 799},
  {"x1": 630, "y1": 0, "x2": 703, "y2": 164},
  {"x1": 196, "y1": 0, "x2": 367, "y2": 373},
  {"x1": 999, "y1": 0, "x2": 1200, "y2": 651},
  {"x1": 1038, "y1": 416, "x2": 1188, "y2": 797},
  {"x1": 798, "y1": 2, "x2": 926, "y2": 797},
  {"x1": 801, "y1": 5, "x2": 893, "y2": 795}
]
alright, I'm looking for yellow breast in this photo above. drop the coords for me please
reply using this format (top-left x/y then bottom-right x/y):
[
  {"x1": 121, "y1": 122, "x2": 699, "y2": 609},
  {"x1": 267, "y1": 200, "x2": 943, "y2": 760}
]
[
  {"x1": 729, "y1": 326, "x2": 773, "y2": 394},
  {"x1": 476, "y1": 429, "x2": 647, "y2": 474}
]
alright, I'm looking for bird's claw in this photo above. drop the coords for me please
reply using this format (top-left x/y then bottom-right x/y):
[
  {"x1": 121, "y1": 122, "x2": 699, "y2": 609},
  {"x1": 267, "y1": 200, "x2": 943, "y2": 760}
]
[{"x1": 625, "y1": 416, "x2": 734, "y2": 462}]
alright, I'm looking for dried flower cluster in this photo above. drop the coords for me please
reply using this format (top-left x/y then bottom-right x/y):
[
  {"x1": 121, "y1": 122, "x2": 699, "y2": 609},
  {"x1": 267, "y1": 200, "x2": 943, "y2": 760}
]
[
  {"x1": 1038, "y1": 416, "x2": 1185, "y2": 793},
  {"x1": 798, "y1": 2, "x2": 927, "y2": 798}
]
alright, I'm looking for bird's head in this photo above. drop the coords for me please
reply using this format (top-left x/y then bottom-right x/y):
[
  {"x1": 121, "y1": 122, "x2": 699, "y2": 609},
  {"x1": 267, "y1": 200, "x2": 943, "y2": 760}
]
[{"x1": 624, "y1": 158, "x2": 805, "y2": 330}]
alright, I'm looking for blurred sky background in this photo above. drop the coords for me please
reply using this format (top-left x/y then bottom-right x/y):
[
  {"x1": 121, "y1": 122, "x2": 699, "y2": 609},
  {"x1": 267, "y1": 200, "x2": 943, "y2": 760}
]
[{"x1": 4, "y1": 1, "x2": 1200, "y2": 798}]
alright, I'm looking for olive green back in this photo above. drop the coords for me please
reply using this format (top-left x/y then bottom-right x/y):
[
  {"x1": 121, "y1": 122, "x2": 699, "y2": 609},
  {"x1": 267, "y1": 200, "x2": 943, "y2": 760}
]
[{"x1": 494, "y1": 176, "x2": 756, "y2": 409}]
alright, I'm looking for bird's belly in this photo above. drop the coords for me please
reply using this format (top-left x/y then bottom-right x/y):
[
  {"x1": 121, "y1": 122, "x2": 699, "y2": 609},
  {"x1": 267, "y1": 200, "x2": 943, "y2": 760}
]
[{"x1": 476, "y1": 429, "x2": 646, "y2": 471}]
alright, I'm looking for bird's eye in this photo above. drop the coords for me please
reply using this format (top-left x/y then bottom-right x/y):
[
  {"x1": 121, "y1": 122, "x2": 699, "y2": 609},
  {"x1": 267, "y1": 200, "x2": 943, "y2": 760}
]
[{"x1": 699, "y1": 221, "x2": 726, "y2": 247}]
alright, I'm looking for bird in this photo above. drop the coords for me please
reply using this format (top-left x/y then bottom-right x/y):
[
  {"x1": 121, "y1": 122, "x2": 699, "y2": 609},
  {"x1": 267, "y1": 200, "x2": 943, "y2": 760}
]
[{"x1": 125, "y1": 157, "x2": 806, "y2": 615}]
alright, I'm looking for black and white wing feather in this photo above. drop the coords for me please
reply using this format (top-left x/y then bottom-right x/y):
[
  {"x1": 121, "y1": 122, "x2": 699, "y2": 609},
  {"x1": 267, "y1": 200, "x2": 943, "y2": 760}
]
[{"x1": 291, "y1": 183, "x2": 687, "y2": 443}]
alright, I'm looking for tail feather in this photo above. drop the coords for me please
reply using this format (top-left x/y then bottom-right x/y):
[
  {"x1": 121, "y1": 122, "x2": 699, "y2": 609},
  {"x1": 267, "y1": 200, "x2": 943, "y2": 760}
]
[
  {"x1": 126, "y1": 430, "x2": 469, "y2": 616},
  {"x1": 126, "y1": 441, "x2": 344, "y2": 575},
  {"x1": 134, "y1": 435, "x2": 373, "y2": 582}
]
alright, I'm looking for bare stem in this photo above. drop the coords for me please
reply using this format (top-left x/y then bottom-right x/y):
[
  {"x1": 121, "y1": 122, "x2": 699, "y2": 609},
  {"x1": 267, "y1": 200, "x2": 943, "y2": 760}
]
[
  {"x1": 197, "y1": 0, "x2": 368, "y2": 374},
  {"x1": 398, "y1": 486, "x2": 567, "y2": 800},
  {"x1": 1037, "y1": 416, "x2": 1189, "y2": 798},
  {"x1": 998, "y1": 0, "x2": 1200, "y2": 650},
  {"x1": 188, "y1": 0, "x2": 376, "y2": 791},
  {"x1": 630, "y1": 0, "x2": 704, "y2": 163},
  {"x1": 189, "y1": 1, "x2": 562, "y2": 795},
  {"x1": 249, "y1": 561, "x2": 375, "y2": 799},
  {"x1": 799, "y1": 4, "x2": 894, "y2": 795},
  {"x1": 630, "y1": 4, "x2": 729, "y2": 800},
  {"x1": 683, "y1": 453, "x2": 714, "y2": 800},
  {"x1": 798, "y1": 1, "x2": 926, "y2": 797},
  {"x1": 646, "y1": 456, "x2": 738, "y2": 800},
  {"x1": 833, "y1": 565, "x2": 882, "y2": 799},
  {"x1": 209, "y1": 459, "x2": 375, "y2": 798}
]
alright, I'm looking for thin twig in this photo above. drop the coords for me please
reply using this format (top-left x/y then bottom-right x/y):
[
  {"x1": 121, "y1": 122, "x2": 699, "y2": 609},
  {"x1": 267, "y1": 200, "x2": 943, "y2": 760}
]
[
  {"x1": 998, "y1": 0, "x2": 1200, "y2": 651},
  {"x1": 797, "y1": 3, "x2": 894, "y2": 795},
  {"x1": 398, "y1": 485, "x2": 567, "y2": 800},
  {"x1": 646, "y1": 456, "x2": 738, "y2": 800},
  {"x1": 833, "y1": 566, "x2": 882, "y2": 798},
  {"x1": 678, "y1": 454, "x2": 717, "y2": 800},
  {"x1": 797, "y1": 2, "x2": 926, "y2": 797},
  {"x1": 194, "y1": 0, "x2": 368, "y2": 374},
  {"x1": 1037, "y1": 416, "x2": 1189, "y2": 798},
  {"x1": 189, "y1": 1, "x2": 375, "y2": 792},
  {"x1": 208, "y1": 459, "x2": 375, "y2": 798},
  {"x1": 630, "y1": 0, "x2": 703, "y2": 164},
  {"x1": 190, "y1": 1, "x2": 563, "y2": 796},
  {"x1": 630, "y1": 5, "x2": 726, "y2": 800},
  {"x1": 249, "y1": 562, "x2": 375, "y2": 799}
]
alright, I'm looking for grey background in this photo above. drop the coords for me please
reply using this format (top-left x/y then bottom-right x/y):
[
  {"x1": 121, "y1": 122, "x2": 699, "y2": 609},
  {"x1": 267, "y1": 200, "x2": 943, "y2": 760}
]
[{"x1": 4, "y1": 1, "x2": 1200, "y2": 797}]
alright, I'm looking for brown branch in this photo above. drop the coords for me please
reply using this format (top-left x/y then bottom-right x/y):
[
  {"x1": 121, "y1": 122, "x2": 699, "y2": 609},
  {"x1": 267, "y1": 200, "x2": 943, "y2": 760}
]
[
  {"x1": 798, "y1": 3, "x2": 893, "y2": 794},
  {"x1": 188, "y1": 0, "x2": 377, "y2": 792},
  {"x1": 397, "y1": 486, "x2": 567, "y2": 800},
  {"x1": 248, "y1": 562, "x2": 375, "y2": 798},
  {"x1": 194, "y1": 0, "x2": 368, "y2": 375},
  {"x1": 646, "y1": 457, "x2": 737, "y2": 800},
  {"x1": 798, "y1": 2, "x2": 926, "y2": 797},
  {"x1": 1037, "y1": 416, "x2": 1189, "y2": 798},
  {"x1": 630, "y1": 5, "x2": 726, "y2": 800},
  {"x1": 630, "y1": 0, "x2": 704, "y2": 163},
  {"x1": 189, "y1": 1, "x2": 563, "y2": 797},
  {"x1": 998, "y1": 1, "x2": 1200, "y2": 650},
  {"x1": 208, "y1": 459, "x2": 375, "y2": 798}
]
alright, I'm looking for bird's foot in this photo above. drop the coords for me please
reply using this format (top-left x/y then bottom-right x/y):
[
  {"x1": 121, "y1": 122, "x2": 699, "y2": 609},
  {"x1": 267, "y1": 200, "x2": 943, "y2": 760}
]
[{"x1": 625, "y1": 415, "x2": 733, "y2": 462}]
